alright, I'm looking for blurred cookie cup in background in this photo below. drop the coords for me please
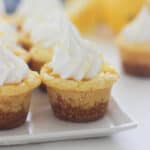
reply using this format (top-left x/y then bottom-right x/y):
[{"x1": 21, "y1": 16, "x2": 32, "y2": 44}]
[
  {"x1": 0, "y1": 17, "x2": 30, "y2": 63},
  {"x1": 15, "y1": 0, "x2": 63, "y2": 50},
  {"x1": 116, "y1": 7, "x2": 150, "y2": 77},
  {"x1": 29, "y1": 14, "x2": 67, "y2": 72}
]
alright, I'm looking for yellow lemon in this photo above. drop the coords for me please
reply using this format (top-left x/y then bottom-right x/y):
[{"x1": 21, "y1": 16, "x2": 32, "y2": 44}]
[
  {"x1": 65, "y1": 0, "x2": 145, "y2": 33},
  {"x1": 100, "y1": 0, "x2": 145, "y2": 32},
  {"x1": 65, "y1": 0, "x2": 101, "y2": 33}
]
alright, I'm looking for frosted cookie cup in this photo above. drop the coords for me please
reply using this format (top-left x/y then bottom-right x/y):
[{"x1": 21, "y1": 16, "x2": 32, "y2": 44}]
[
  {"x1": 41, "y1": 21, "x2": 119, "y2": 122},
  {"x1": 41, "y1": 63, "x2": 118, "y2": 122},
  {"x1": 0, "y1": 71, "x2": 41, "y2": 129},
  {"x1": 117, "y1": 36, "x2": 150, "y2": 76},
  {"x1": 0, "y1": 47, "x2": 41, "y2": 129},
  {"x1": 116, "y1": 7, "x2": 150, "y2": 77}
]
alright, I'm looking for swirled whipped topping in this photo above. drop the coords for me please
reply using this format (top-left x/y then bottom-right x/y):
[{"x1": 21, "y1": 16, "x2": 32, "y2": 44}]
[
  {"x1": 0, "y1": 18, "x2": 17, "y2": 45},
  {"x1": 121, "y1": 7, "x2": 150, "y2": 43},
  {"x1": 49, "y1": 21, "x2": 103, "y2": 80},
  {"x1": 17, "y1": 0, "x2": 63, "y2": 18},
  {"x1": 23, "y1": 11, "x2": 63, "y2": 33},
  {"x1": 23, "y1": 15, "x2": 40, "y2": 33},
  {"x1": 0, "y1": 44, "x2": 29, "y2": 86},
  {"x1": 30, "y1": 13, "x2": 68, "y2": 48}
]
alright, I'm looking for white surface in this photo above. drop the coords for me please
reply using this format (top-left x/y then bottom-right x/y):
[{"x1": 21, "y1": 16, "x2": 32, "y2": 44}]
[
  {"x1": 1, "y1": 39, "x2": 150, "y2": 149},
  {"x1": 0, "y1": 92, "x2": 136, "y2": 146}
]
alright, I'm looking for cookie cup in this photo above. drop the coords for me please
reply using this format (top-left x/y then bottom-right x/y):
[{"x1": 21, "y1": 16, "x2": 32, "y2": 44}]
[
  {"x1": 30, "y1": 45, "x2": 53, "y2": 72},
  {"x1": 117, "y1": 36, "x2": 150, "y2": 77},
  {"x1": 41, "y1": 63, "x2": 118, "y2": 122},
  {"x1": 18, "y1": 32, "x2": 33, "y2": 51},
  {"x1": 13, "y1": 47, "x2": 31, "y2": 63},
  {"x1": 8, "y1": 14, "x2": 24, "y2": 31},
  {"x1": 0, "y1": 71, "x2": 41, "y2": 129}
]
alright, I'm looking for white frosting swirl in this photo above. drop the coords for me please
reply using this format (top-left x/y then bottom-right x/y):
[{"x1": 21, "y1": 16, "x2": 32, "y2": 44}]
[
  {"x1": 22, "y1": 2, "x2": 64, "y2": 45},
  {"x1": 0, "y1": 18, "x2": 17, "y2": 45},
  {"x1": 30, "y1": 14, "x2": 67, "y2": 48},
  {"x1": 49, "y1": 22, "x2": 103, "y2": 80},
  {"x1": 17, "y1": 0, "x2": 63, "y2": 18},
  {"x1": 121, "y1": 7, "x2": 150, "y2": 43},
  {"x1": 23, "y1": 15, "x2": 40, "y2": 33},
  {"x1": 0, "y1": 45, "x2": 29, "y2": 86}
]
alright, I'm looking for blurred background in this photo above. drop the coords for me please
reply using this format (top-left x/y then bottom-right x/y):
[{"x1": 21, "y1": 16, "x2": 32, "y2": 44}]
[{"x1": 1, "y1": 0, "x2": 146, "y2": 35}]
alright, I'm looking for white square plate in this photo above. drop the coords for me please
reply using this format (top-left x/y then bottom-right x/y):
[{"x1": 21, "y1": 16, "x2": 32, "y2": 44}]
[{"x1": 0, "y1": 90, "x2": 137, "y2": 146}]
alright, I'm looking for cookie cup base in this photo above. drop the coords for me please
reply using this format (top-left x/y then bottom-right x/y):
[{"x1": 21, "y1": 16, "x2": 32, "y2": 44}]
[
  {"x1": 30, "y1": 59, "x2": 45, "y2": 72},
  {"x1": 122, "y1": 61, "x2": 150, "y2": 77},
  {"x1": 47, "y1": 87, "x2": 111, "y2": 122},
  {"x1": 117, "y1": 36, "x2": 150, "y2": 77},
  {"x1": 0, "y1": 92, "x2": 32, "y2": 130}
]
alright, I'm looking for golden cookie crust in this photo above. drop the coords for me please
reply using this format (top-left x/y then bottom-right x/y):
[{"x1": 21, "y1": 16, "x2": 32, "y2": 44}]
[
  {"x1": 41, "y1": 63, "x2": 118, "y2": 122},
  {"x1": 0, "y1": 71, "x2": 41, "y2": 96},
  {"x1": 41, "y1": 63, "x2": 118, "y2": 91},
  {"x1": 0, "y1": 71, "x2": 41, "y2": 129},
  {"x1": 117, "y1": 36, "x2": 150, "y2": 76},
  {"x1": 13, "y1": 48, "x2": 31, "y2": 63},
  {"x1": 30, "y1": 46, "x2": 53, "y2": 72}
]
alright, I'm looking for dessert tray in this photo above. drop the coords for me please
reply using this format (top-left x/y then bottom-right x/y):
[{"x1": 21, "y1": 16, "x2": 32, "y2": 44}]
[{"x1": 0, "y1": 90, "x2": 137, "y2": 146}]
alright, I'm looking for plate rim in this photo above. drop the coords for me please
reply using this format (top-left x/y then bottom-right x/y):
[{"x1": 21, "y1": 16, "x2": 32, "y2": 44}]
[{"x1": 0, "y1": 98, "x2": 138, "y2": 146}]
